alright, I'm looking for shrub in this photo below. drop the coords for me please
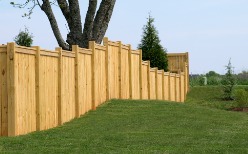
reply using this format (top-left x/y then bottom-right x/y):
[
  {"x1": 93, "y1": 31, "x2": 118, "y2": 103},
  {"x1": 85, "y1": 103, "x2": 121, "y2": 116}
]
[
  {"x1": 234, "y1": 89, "x2": 248, "y2": 107},
  {"x1": 190, "y1": 75, "x2": 205, "y2": 87},
  {"x1": 14, "y1": 27, "x2": 33, "y2": 47},
  {"x1": 207, "y1": 76, "x2": 222, "y2": 85}
]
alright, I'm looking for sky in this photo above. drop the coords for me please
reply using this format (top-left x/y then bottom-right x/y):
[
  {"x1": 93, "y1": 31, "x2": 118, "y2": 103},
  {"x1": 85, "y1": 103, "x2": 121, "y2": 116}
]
[{"x1": 1, "y1": 0, "x2": 248, "y2": 74}]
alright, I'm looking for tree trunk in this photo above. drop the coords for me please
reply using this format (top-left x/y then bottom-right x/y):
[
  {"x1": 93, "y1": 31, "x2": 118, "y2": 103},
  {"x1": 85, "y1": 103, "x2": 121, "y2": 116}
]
[
  {"x1": 92, "y1": 0, "x2": 116, "y2": 44},
  {"x1": 14, "y1": 0, "x2": 116, "y2": 49}
]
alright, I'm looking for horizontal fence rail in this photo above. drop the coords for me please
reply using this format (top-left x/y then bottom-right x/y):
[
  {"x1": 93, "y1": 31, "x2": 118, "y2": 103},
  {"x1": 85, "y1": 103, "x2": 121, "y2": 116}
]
[{"x1": 0, "y1": 37, "x2": 189, "y2": 136}]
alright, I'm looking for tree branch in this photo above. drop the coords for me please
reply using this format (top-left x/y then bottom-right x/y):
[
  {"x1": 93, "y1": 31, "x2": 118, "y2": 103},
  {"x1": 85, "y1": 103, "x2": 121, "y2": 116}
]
[
  {"x1": 66, "y1": 0, "x2": 84, "y2": 47},
  {"x1": 92, "y1": 0, "x2": 116, "y2": 43},
  {"x1": 41, "y1": 0, "x2": 69, "y2": 50},
  {"x1": 82, "y1": 0, "x2": 97, "y2": 47},
  {"x1": 57, "y1": 0, "x2": 71, "y2": 26}
]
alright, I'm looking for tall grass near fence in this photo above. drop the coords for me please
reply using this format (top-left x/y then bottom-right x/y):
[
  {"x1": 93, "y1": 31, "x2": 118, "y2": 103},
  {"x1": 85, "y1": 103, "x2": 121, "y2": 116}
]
[{"x1": 0, "y1": 38, "x2": 189, "y2": 136}]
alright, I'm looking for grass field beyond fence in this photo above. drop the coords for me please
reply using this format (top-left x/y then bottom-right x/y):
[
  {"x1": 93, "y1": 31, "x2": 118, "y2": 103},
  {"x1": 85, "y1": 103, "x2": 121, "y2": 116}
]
[{"x1": 1, "y1": 95, "x2": 248, "y2": 153}]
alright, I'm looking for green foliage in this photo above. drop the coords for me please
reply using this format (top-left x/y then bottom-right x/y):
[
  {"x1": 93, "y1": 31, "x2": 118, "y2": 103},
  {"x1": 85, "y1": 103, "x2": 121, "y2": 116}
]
[
  {"x1": 206, "y1": 71, "x2": 220, "y2": 78},
  {"x1": 14, "y1": 27, "x2": 33, "y2": 47},
  {"x1": 234, "y1": 89, "x2": 248, "y2": 107},
  {"x1": 138, "y1": 14, "x2": 168, "y2": 71},
  {"x1": 186, "y1": 86, "x2": 236, "y2": 110},
  {"x1": 190, "y1": 75, "x2": 205, "y2": 87},
  {"x1": 207, "y1": 76, "x2": 222, "y2": 85},
  {"x1": 221, "y1": 59, "x2": 236, "y2": 100},
  {"x1": 236, "y1": 70, "x2": 248, "y2": 85}
]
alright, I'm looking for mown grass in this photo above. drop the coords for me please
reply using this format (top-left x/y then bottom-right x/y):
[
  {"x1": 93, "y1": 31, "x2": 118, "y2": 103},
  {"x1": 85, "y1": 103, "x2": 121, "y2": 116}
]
[
  {"x1": 186, "y1": 85, "x2": 248, "y2": 110},
  {"x1": 1, "y1": 97, "x2": 248, "y2": 153}
]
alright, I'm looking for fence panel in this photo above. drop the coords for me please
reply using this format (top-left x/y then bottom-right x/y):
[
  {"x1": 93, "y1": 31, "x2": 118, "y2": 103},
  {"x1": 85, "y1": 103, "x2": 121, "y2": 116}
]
[
  {"x1": 61, "y1": 51, "x2": 76, "y2": 124},
  {"x1": 180, "y1": 73, "x2": 185, "y2": 102},
  {"x1": 119, "y1": 44, "x2": 130, "y2": 99},
  {"x1": 170, "y1": 73, "x2": 176, "y2": 101},
  {"x1": 176, "y1": 74, "x2": 180, "y2": 102},
  {"x1": 141, "y1": 61, "x2": 149, "y2": 99},
  {"x1": 93, "y1": 44, "x2": 107, "y2": 107},
  {"x1": 38, "y1": 49, "x2": 59, "y2": 130},
  {"x1": 163, "y1": 72, "x2": 170, "y2": 101},
  {"x1": 15, "y1": 46, "x2": 36, "y2": 135},
  {"x1": 1, "y1": 38, "x2": 189, "y2": 136},
  {"x1": 0, "y1": 46, "x2": 7, "y2": 136},
  {"x1": 150, "y1": 68, "x2": 156, "y2": 99},
  {"x1": 157, "y1": 70, "x2": 163, "y2": 100},
  {"x1": 130, "y1": 50, "x2": 141, "y2": 99},
  {"x1": 167, "y1": 53, "x2": 188, "y2": 73},
  {"x1": 78, "y1": 48, "x2": 93, "y2": 115},
  {"x1": 105, "y1": 40, "x2": 119, "y2": 99}
]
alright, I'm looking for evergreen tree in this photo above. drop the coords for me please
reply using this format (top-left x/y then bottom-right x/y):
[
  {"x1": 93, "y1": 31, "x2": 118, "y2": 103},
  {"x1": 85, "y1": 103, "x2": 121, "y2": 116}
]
[
  {"x1": 14, "y1": 27, "x2": 33, "y2": 47},
  {"x1": 222, "y1": 59, "x2": 236, "y2": 100},
  {"x1": 138, "y1": 15, "x2": 168, "y2": 71}
]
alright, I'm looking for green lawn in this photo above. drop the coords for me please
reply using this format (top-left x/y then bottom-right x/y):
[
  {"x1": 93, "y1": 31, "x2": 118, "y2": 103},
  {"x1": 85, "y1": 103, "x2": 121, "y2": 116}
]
[
  {"x1": 1, "y1": 87, "x2": 248, "y2": 153},
  {"x1": 185, "y1": 86, "x2": 248, "y2": 110}
]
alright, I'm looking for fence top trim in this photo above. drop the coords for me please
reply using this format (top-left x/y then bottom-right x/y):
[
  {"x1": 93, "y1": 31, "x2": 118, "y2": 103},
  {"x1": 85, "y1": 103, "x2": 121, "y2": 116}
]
[
  {"x1": 95, "y1": 44, "x2": 106, "y2": 51},
  {"x1": 131, "y1": 50, "x2": 140, "y2": 55},
  {"x1": 170, "y1": 73, "x2": 176, "y2": 77},
  {"x1": 167, "y1": 52, "x2": 188, "y2": 56},
  {"x1": 164, "y1": 72, "x2": 170, "y2": 76}
]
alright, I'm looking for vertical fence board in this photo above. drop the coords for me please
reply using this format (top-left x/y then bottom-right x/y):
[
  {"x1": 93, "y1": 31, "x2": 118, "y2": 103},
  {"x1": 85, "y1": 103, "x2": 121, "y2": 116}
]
[
  {"x1": 91, "y1": 44, "x2": 107, "y2": 107},
  {"x1": 180, "y1": 73, "x2": 185, "y2": 102},
  {"x1": 0, "y1": 46, "x2": 7, "y2": 136},
  {"x1": 163, "y1": 73, "x2": 170, "y2": 101},
  {"x1": 77, "y1": 48, "x2": 92, "y2": 115},
  {"x1": 131, "y1": 50, "x2": 141, "y2": 99},
  {"x1": 170, "y1": 74, "x2": 176, "y2": 101},
  {"x1": 157, "y1": 70, "x2": 163, "y2": 100},
  {"x1": 141, "y1": 62, "x2": 149, "y2": 99},
  {"x1": 119, "y1": 45, "x2": 130, "y2": 99},
  {"x1": 150, "y1": 69, "x2": 156, "y2": 99},
  {"x1": 61, "y1": 52, "x2": 75, "y2": 124},
  {"x1": 104, "y1": 39, "x2": 119, "y2": 99},
  {"x1": 176, "y1": 75, "x2": 180, "y2": 102}
]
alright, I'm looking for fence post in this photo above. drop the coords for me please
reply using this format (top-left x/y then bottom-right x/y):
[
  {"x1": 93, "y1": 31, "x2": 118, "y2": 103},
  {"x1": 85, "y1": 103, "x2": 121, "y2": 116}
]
[
  {"x1": 139, "y1": 50, "x2": 143, "y2": 99},
  {"x1": 128, "y1": 45, "x2": 132, "y2": 99},
  {"x1": 34, "y1": 46, "x2": 41, "y2": 131},
  {"x1": 186, "y1": 52, "x2": 189, "y2": 92},
  {"x1": 89, "y1": 41, "x2": 96, "y2": 110},
  {"x1": 103, "y1": 37, "x2": 110, "y2": 101},
  {"x1": 73, "y1": 45, "x2": 80, "y2": 118},
  {"x1": 7, "y1": 42, "x2": 17, "y2": 136},
  {"x1": 184, "y1": 62, "x2": 188, "y2": 95},
  {"x1": 179, "y1": 73, "x2": 182, "y2": 102},
  {"x1": 118, "y1": 41, "x2": 122, "y2": 99},
  {"x1": 168, "y1": 72, "x2": 171, "y2": 101},
  {"x1": 162, "y1": 70, "x2": 165, "y2": 100},
  {"x1": 155, "y1": 68, "x2": 158, "y2": 100},
  {"x1": 147, "y1": 61, "x2": 151, "y2": 100},
  {"x1": 174, "y1": 74, "x2": 177, "y2": 101},
  {"x1": 56, "y1": 47, "x2": 62, "y2": 125}
]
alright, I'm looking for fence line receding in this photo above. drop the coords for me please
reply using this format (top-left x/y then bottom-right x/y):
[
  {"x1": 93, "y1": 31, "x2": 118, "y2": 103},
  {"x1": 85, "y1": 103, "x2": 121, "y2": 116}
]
[{"x1": 0, "y1": 37, "x2": 189, "y2": 136}]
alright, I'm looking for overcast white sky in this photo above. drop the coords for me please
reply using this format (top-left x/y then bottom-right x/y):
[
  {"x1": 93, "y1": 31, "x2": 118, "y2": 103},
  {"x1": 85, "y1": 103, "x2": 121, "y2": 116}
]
[{"x1": 1, "y1": 1, "x2": 248, "y2": 74}]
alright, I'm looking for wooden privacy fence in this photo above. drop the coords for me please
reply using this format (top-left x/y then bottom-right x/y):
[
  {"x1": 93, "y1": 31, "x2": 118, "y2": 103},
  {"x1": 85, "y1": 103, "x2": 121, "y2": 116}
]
[{"x1": 0, "y1": 37, "x2": 189, "y2": 136}]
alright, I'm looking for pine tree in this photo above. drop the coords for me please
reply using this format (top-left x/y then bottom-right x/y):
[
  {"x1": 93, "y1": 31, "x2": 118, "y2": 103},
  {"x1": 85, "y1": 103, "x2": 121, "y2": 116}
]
[
  {"x1": 138, "y1": 15, "x2": 168, "y2": 71},
  {"x1": 222, "y1": 59, "x2": 236, "y2": 100}
]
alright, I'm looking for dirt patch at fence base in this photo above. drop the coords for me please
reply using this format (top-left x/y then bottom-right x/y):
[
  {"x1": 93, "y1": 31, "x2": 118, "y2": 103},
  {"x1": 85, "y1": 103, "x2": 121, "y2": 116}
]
[{"x1": 229, "y1": 107, "x2": 248, "y2": 112}]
